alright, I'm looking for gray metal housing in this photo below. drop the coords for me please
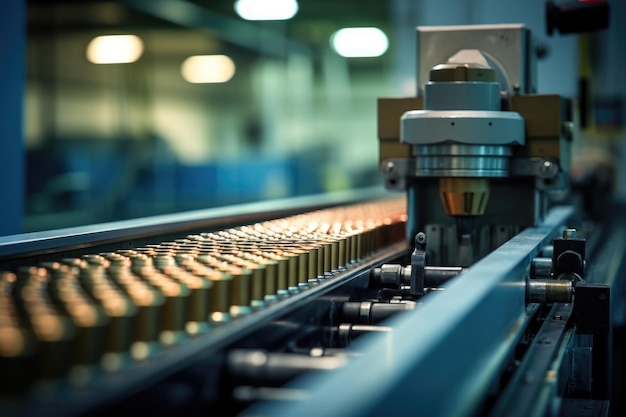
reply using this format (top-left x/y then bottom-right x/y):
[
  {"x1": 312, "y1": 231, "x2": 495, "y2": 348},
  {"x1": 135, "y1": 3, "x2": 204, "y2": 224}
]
[{"x1": 416, "y1": 24, "x2": 536, "y2": 97}]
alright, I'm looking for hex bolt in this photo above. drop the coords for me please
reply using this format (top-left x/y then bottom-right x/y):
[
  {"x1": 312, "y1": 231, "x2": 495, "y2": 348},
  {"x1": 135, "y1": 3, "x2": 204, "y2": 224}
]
[{"x1": 379, "y1": 264, "x2": 402, "y2": 287}]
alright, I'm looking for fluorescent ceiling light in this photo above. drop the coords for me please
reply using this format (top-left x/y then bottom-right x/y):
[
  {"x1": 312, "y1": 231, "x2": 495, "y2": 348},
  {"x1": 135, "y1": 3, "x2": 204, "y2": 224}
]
[
  {"x1": 234, "y1": 0, "x2": 298, "y2": 21},
  {"x1": 86, "y1": 34, "x2": 144, "y2": 64},
  {"x1": 330, "y1": 27, "x2": 389, "y2": 58},
  {"x1": 181, "y1": 55, "x2": 236, "y2": 84}
]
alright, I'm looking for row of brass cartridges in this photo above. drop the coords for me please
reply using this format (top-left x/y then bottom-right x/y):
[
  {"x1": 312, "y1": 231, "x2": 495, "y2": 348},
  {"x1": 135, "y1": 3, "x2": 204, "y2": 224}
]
[
  {"x1": 0, "y1": 238, "x2": 342, "y2": 389},
  {"x1": 232, "y1": 199, "x2": 407, "y2": 253},
  {"x1": 193, "y1": 236, "x2": 347, "y2": 277},
  {"x1": 170, "y1": 204, "x2": 409, "y2": 303},
  {"x1": 0, "y1": 198, "x2": 407, "y2": 394},
  {"x1": 109, "y1": 238, "x2": 358, "y2": 337},
  {"x1": 146, "y1": 243, "x2": 319, "y2": 309},
  {"x1": 0, "y1": 251, "x2": 251, "y2": 394},
  {"x1": 132, "y1": 244, "x2": 309, "y2": 315},
  {"x1": 185, "y1": 195, "x2": 407, "y2": 259},
  {"x1": 132, "y1": 220, "x2": 405, "y2": 322},
  {"x1": 0, "y1": 262, "x2": 125, "y2": 395},
  {"x1": 187, "y1": 220, "x2": 406, "y2": 273}
]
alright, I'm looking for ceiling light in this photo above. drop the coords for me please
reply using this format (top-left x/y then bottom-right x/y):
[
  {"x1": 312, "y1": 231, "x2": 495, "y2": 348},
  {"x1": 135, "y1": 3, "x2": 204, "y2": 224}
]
[
  {"x1": 234, "y1": 0, "x2": 298, "y2": 21},
  {"x1": 330, "y1": 27, "x2": 389, "y2": 58},
  {"x1": 181, "y1": 55, "x2": 236, "y2": 84},
  {"x1": 86, "y1": 34, "x2": 144, "y2": 64}
]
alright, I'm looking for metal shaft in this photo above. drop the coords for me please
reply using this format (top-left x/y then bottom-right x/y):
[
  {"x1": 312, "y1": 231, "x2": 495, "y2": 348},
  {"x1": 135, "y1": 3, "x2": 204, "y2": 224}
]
[
  {"x1": 526, "y1": 279, "x2": 573, "y2": 304},
  {"x1": 370, "y1": 264, "x2": 466, "y2": 288}
]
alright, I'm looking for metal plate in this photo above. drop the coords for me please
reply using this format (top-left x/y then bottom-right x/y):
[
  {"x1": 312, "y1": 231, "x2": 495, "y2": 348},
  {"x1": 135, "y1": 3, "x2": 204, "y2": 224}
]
[{"x1": 416, "y1": 24, "x2": 532, "y2": 96}]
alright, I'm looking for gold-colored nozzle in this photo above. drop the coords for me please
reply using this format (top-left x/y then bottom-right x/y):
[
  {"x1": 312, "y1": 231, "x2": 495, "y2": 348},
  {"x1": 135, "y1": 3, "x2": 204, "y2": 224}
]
[{"x1": 439, "y1": 177, "x2": 490, "y2": 217}]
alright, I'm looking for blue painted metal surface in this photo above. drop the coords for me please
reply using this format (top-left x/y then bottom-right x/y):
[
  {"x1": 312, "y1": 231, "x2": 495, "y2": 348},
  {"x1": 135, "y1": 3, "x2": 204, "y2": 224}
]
[{"x1": 0, "y1": 0, "x2": 24, "y2": 236}]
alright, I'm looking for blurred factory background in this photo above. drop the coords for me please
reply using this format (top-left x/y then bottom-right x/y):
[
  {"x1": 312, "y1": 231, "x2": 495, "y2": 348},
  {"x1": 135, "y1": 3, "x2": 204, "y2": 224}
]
[{"x1": 1, "y1": 0, "x2": 624, "y2": 235}]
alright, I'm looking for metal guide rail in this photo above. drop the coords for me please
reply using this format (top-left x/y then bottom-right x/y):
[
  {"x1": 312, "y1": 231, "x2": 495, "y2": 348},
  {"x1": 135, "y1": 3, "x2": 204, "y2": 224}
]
[
  {"x1": 241, "y1": 206, "x2": 610, "y2": 417},
  {"x1": 0, "y1": 191, "x2": 408, "y2": 417}
]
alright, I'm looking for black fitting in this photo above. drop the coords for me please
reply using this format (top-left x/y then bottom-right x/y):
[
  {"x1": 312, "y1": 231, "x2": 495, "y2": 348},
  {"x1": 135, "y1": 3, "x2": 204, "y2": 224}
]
[
  {"x1": 574, "y1": 283, "x2": 610, "y2": 334},
  {"x1": 557, "y1": 249, "x2": 583, "y2": 274},
  {"x1": 552, "y1": 230, "x2": 586, "y2": 279},
  {"x1": 546, "y1": 0, "x2": 610, "y2": 36}
]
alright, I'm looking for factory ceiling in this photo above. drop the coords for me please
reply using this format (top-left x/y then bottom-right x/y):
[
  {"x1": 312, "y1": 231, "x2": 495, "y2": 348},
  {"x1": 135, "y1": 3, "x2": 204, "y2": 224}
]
[{"x1": 27, "y1": 0, "x2": 394, "y2": 61}]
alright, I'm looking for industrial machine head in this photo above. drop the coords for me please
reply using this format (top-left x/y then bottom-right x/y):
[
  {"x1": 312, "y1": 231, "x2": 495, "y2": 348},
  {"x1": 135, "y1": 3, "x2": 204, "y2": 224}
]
[{"x1": 378, "y1": 24, "x2": 573, "y2": 265}]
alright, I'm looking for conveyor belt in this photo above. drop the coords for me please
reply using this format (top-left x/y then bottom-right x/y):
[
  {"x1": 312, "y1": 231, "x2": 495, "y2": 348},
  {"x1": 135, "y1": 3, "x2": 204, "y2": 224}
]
[{"x1": 0, "y1": 194, "x2": 407, "y2": 416}]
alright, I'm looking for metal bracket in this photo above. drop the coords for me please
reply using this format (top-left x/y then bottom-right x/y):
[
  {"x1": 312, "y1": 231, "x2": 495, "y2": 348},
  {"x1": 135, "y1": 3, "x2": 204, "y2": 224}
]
[
  {"x1": 409, "y1": 232, "x2": 427, "y2": 296},
  {"x1": 574, "y1": 283, "x2": 610, "y2": 334},
  {"x1": 511, "y1": 157, "x2": 559, "y2": 178},
  {"x1": 510, "y1": 157, "x2": 569, "y2": 191},
  {"x1": 380, "y1": 158, "x2": 414, "y2": 191}
]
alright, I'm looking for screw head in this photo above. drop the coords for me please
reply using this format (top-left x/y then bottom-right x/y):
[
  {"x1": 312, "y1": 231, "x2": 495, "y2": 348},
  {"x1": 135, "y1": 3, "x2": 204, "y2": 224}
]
[{"x1": 539, "y1": 160, "x2": 557, "y2": 178}]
